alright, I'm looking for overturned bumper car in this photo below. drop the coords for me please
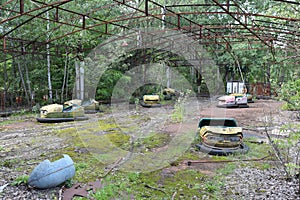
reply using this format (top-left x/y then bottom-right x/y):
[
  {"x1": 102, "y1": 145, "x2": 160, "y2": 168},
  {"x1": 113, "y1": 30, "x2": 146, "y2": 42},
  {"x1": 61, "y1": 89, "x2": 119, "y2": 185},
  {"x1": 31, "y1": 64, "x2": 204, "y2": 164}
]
[
  {"x1": 140, "y1": 94, "x2": 161, "y2": 108},
  {"x1": 36, "y1": 103, "x2": 88, "y2": 123},
  {"x1": 195, "y1": 118, "x2": 249, "y2": 156},
  {"x1": 217, "y1": 94, "x2": 249, "y2": 108}
]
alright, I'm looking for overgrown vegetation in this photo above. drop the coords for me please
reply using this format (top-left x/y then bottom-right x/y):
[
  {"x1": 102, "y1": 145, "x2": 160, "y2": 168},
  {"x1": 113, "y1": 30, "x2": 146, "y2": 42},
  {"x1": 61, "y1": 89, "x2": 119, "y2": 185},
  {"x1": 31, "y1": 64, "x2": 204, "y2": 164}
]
[
  {"x1": 267, "y1": 123, "x2": 300, "y2": 179},
  {"x1": 277, "y1": 78, "x2": 300, "y2": 111},
  {"x1": 11, "y1": 175, "x2": 29, "y2": 186}
]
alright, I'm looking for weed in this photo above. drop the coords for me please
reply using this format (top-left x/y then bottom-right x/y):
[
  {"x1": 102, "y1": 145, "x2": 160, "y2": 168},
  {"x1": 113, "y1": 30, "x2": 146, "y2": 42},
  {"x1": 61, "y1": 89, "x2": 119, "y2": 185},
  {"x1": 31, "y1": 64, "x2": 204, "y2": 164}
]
[
  {"x1": 11, "y1": 175, "x2": 29, "y2": 186},
  {"x1": 216, "y1": 163, "x2": 237, "y2": 175},
  {"x1": 204, "y1": 181, "x2": 222, "y2": 193},
  {"x1": 128, "y1": 172, "x2": 140, "y2": 183},
  {"x1": 1, "y1": 159, "x2": 18, "y2": 168},
  {"x1": 75, "y1": 162, "x2": 89, "y2": 171},
  {"x1": 64, "y1": 179, "x2": 74, "y2": 188}
]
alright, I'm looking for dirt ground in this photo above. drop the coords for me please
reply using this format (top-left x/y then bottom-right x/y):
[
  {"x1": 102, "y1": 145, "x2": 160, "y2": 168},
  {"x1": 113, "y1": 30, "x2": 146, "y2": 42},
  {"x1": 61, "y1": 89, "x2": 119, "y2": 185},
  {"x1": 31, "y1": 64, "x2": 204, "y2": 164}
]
[{"x1": 0, "y1": 98, "x2": 298, "y2": 199}]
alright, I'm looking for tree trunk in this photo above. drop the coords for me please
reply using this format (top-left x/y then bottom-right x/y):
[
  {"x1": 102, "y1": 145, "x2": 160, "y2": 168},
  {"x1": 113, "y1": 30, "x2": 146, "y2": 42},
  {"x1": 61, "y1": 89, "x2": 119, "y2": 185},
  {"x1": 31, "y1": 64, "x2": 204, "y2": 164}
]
[
  {"x1": 47, "y1": 43, "x2": 53, "y2": 103},
  {"x1": 24, "y1": 61, "x2": 32, "y2": 106},
  {"x1": 17, "y1": 62, "x2": 29, "y2": 106},
  {"x1": 3, "y1": 48, "x2": 7, "y2": 111},
  {"x1": 46, "y1": 11, "x2": 53, "y2": 103},
  {"x1": 166, "y1": 65, "x2": 171, "y2": 88},
  {"x1": 75, "y1": 61, "x2": 80, "y2": 99},
  {"x1": 22, "y1": 49, "x2": 33, "y2": 107},
  {"x1": 10, "y1": 39, "x2": 30, "y2": 107},
  {"x1": 61, "y1": 51, "x2": 69, "y2": 103}
]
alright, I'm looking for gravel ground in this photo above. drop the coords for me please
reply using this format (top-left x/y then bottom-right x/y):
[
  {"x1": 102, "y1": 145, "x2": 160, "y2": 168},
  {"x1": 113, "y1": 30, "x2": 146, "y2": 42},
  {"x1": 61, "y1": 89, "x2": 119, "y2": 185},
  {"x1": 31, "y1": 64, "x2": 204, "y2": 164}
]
[{"x1": 222, "y1": 167, "x2": 300, "y2": 200}]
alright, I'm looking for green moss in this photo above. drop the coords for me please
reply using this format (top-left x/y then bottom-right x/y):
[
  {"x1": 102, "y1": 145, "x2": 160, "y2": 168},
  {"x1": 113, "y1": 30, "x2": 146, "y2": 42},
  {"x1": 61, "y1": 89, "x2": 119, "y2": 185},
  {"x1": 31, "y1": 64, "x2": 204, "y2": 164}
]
[
  {"x1": 0, "y1": 119, "x2": 23, "y2": 126},
  {"x1": 98, "y1": 119, "x2": 119, "y2": 132},
  {"x1": 159, "y1": 169, "x2": 211, "y2": 199},
  {"x1": 105, "y1": 132, "x2": 130, "y2": 149},
  {"x1": 174, "y1": 151, "x2": 201, "y2": 166},
  {"x1": 133, "y1": 132, "x2": 171, "y2": 150}
]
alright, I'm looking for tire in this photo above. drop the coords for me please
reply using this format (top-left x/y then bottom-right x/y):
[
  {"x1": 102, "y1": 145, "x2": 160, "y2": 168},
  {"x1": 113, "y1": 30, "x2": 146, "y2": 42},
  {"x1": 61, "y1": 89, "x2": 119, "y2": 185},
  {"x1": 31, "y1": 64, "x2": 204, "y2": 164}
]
[
  {"x1": 195, "y1": 143, "x2": 249, "y2": 156},
  {"x1": 216, "y1": 104, "x2": 238, "y2": 108},
  {"x1": 238, "y1": 104, "x2": 249, "y2": 108},
  {"x1": 140, "y1": 101, "x2": 162, "y2": 108},
  {"x1": 36, "y1": 116, "x2": 89, "y2": 123}
]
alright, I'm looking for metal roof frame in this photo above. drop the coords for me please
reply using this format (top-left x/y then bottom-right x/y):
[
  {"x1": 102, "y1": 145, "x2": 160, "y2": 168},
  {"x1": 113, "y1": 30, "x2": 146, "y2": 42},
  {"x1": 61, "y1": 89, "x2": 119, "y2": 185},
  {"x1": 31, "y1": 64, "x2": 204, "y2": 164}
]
[{"x1": 0, "y1": 0, "x2": 300, "y2": 63}]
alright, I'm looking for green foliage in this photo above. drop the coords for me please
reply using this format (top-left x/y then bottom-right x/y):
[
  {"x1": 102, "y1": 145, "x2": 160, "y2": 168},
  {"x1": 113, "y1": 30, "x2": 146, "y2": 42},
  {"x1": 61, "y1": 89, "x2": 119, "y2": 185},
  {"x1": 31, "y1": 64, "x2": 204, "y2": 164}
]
[
  {"x1": 272, "y1": 124, "x2": 300, "y2": 176},
  {"x1": 11, "y1": 175, "x2": 29, "y2": 186},
  {"x1": 172, "y1": 89, "x2": 191, "y2": 122},
  {"x1": 64, "y1": 179, "x2": 74, "y2": 188},
  {"x1": 96, "y1": 69, "x2": 130, "y2": 100},
  {"x1": 278, "y1": 78, "x2": 300, "y2": 110},
  {"x1": 204, "y1": 181, "x2": 224, "y2": 193},
  {"x1": 91, "y1": 172, "x2": 140, "y2": 199}
]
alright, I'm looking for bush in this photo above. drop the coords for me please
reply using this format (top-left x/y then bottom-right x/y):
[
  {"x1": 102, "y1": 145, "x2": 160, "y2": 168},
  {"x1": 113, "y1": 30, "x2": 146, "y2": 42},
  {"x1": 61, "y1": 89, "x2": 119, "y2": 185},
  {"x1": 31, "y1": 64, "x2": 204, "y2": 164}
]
[{"x1": 278, "y1": 79, "x2": 300, "y2": 111}]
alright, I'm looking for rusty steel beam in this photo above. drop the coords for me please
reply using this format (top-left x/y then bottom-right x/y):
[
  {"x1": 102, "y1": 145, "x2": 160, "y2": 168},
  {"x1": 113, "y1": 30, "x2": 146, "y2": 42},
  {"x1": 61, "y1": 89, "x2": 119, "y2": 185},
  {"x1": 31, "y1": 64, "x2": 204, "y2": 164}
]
[
  {"x1": 0, "y1": 0, "x2": 74, "y2": 39},
  {"x1": 20, "y1": 0, "x2": 24, "y2": 14},
  {"x1": 165, "y1": 3, "x2": 236, "y2": 7},
  {"x1": 0, "y1": 0, "x2": 73, "y2": 24},
  {"x1": 1, "y1": 7, "x2": 54, "y2": 39},
  {"x1": 211, "y1": 0, "x2": 273, "y2": 49},
  {"x1": 113, "y1": 0, "x2": 290, "y2": 56},
  {"x1": 0, "y1": 0, "x2": 14, "y2": 8},
  {"x1": 273, "y1": 0, "x2": 300, "y2": 5},
  {"x1": 145, "y1": 0, "x2": 148, "y2": 16},
  {"x1": 1, "y1": 7, "x2": 83, "y2": 30},
  {"x1": 1, "y1": 1, "x2": 132, "y2": 50},
  {"x1": 164, "y1": 11, "x2": 300, "y2": 22},
  {"x1": 1, "y1": 0, "x2": 299, "y2": 61}
]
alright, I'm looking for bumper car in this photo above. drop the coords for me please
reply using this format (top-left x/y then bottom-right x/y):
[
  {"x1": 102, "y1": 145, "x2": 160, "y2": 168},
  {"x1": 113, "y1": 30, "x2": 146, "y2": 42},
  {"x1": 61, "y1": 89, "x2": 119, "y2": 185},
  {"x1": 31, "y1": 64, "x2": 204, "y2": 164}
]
[
  {"x1": 140, "y1": 95, "x2": 161, "y2": 107},
  {"x1": 36, "y1": 103, "x2": 88, "y2": 123},
  {"x1": 230, "y1": 93, "x2": 254, "y2": 103},
  {"x1": 217, "y1": 94, "x2": 249, "y2": 108},
  {"x1": 64, "y1": 99, "x2": 100, "y2": 113},
  {"x1": 195, "y1": 118, "x2": 249, "y2": 156},
  {"x1": 162, "y1": 88, "x2": 178, "y2": 100}
]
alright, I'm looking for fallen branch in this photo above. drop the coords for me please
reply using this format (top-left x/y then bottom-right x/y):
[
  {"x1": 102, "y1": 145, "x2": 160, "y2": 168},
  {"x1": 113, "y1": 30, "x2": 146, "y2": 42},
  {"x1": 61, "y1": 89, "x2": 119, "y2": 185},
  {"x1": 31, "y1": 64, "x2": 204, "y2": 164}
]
[
  {"x1": 187, "y1": 155, "x2": 272, "y2": 166},
  {"x1": 100, "y1": 157, "x2": 122, "y2": 178},
  {"x1": 265, "y1": 127, "x2": 291, "y2": 179},
  {"x1": 145, "y1": 184, "x2": 166, "y2": 194}
]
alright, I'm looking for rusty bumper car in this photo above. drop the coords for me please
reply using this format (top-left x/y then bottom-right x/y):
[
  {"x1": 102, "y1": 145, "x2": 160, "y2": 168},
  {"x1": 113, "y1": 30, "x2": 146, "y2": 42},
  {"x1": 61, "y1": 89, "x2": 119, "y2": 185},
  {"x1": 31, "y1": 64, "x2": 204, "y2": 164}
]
[
  {"x1": 36, "y1": 103, "x2": 88, "y2": 123},
  {"x1": 64, "y1": 99, "x2": 100, "y2": 113},
  {"x1": 217, "y1": 94, "x2": 249, "y2": 108},
  {"x1": 195, "y1": 118, "x2": 249, "y2": 156},
  {"x1": 140, "y1": 94, "x2": 161, "y2": 108}
]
